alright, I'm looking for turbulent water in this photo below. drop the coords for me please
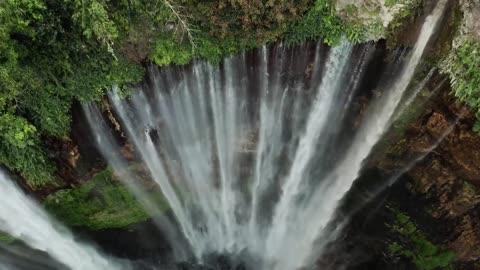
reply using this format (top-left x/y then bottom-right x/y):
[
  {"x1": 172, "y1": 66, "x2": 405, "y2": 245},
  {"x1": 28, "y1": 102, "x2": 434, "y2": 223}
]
[
  {"x1": 0, "y1": 1, "x2": 447, "y2": 269},
  {"x1": 0, "y1": 170, "x2": 116, "y2": 270}
]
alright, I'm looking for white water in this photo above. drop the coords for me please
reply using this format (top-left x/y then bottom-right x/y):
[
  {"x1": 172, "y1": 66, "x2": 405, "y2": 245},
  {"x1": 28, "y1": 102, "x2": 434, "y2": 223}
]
[
  {"x1": 82, "y1": 103, "x2": 191, "y2": 261},
  {"x1": 80, "y1": 2, "x2": 447, "y2": 269},
  {"x1": 259, "y1": 3, "x2": 447, "y2": 268},
  {"x1": 0, "y1": 170, "x2": 118, "y2": 270}
]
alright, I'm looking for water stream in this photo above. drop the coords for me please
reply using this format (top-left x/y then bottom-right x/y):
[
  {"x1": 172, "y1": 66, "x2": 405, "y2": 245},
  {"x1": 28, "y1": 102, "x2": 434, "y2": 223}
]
[{"x1": 0, "y1": 170, "x2": 118, "y2": 270}]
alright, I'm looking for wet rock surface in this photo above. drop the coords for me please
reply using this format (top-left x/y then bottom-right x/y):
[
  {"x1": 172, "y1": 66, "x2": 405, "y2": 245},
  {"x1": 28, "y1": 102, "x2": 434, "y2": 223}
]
[
  {"x1": 374, "y1": 87, "x2": 480, "y2": 265},
  {"x1": 177, "y1": 256, "x2": 248, "y2": 270},
  {"x1": 461, "y1": 0, "x2": 480, "y2": 38}
]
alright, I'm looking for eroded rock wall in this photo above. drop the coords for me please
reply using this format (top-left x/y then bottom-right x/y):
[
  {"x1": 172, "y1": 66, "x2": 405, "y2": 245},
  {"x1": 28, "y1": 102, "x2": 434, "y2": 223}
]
[{"x1": 376, "y1": 87, "x2": 480, "y2": 265}]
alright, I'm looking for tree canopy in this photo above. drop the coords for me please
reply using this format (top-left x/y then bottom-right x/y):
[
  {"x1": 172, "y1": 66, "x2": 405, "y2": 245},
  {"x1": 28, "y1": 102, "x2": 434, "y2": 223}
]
[{"x1": 0, "y1": 0, "x2": 367, "y2": 188}]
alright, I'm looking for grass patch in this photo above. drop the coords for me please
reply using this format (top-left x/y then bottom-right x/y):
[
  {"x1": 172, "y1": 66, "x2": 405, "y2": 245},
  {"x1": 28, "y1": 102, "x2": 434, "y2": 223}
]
[{"x1": 44, "y1": 168, "x2": 168, "y2": 230}]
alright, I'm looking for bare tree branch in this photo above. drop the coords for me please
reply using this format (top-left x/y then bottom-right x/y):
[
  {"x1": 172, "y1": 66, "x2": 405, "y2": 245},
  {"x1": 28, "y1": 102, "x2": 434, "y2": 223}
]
[{"x1": 161, "y1": 0, "x2": 196, "y2": 53}]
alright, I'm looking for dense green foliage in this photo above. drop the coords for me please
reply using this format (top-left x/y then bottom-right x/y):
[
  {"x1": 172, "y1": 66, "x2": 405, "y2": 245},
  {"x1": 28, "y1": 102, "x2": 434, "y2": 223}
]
[
  {"x1": 0, "y1": 0, "x2": 144, "y2": 187},
  {"x1": 149, "y1": 0, "x2": 361, "y2": 63},
  {"x1": 44, "y1": 168, "x2": 168, "y2": 229},
  {"x1": 387, "y1": 208, "x2": 456, "y2": 270},
  {"x1": 0, "y1": 0, "x2": 369, "y2": 188},
  {"x1": 284, "y1": 0, "x2": 347, "y2": 45},
  {"x1": 442, "y1": 38, "x2": 480, "y2": 131}
]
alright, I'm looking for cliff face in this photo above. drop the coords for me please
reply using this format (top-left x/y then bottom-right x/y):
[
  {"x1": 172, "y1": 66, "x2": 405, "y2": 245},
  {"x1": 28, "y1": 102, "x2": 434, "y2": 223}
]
[
  {"x1": 369, "y1": 86, "x2": 480, "y2": 267},
  {"x1": 335, "y1": 1, "x2": 480, "y2": 266},
  {"x1": 334, "y1": 0, "x2": 423, "y2": 40},
  {"x1": 404, "y1": 96, "x2": 480, "y2": 262}
]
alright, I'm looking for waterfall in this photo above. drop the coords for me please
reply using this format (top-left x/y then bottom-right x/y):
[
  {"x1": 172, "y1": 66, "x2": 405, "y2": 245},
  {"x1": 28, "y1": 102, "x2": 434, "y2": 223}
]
[
  {"x1": 267, "y1": 2, "x2": 449, "y2": 269},
  {"x1": 80, "y1": 1, "x2": 447, "y2": 269},
  {"x1": 0, "y1": 170, "x2": 118, "y2": 270}
]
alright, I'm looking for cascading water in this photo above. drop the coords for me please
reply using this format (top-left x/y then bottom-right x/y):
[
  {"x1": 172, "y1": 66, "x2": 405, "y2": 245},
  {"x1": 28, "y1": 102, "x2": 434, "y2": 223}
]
[
  {"x1": 81, "y1": 1, "x2": 447, "y2": 269},
  {"x1": 0, "y1": 170, "x2": 117, "y2": 270},
  {"x1": 0, "y1": 1, "x2": 447, "y2": 269},
  {"x1": 85, "y1": 38, "x2": 360, "y2": 267}
]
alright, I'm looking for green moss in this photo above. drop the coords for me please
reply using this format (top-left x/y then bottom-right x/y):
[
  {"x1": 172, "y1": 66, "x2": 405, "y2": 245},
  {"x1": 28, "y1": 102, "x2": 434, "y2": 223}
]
[
  {"x1": 463, "y1": 181, "x2": 477, "y2": 194},
  {"x1": 385, "y1": 0, "x2": 401, "y2": 8},
  {"x1": 0, "y1": 232, "x2": 15, "y2": 244},
  {"x1": 387, "y1": 207, "x2": 456, "y2": 270},
  {"x1": 44, "y1": 168, "x2": 168, "y2": 230}
]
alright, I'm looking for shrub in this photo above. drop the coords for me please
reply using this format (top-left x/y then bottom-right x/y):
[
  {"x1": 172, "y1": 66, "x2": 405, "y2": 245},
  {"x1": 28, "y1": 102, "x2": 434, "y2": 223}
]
[{"x1": 442, "y1": 38, "x2": 480, "y2": 120}]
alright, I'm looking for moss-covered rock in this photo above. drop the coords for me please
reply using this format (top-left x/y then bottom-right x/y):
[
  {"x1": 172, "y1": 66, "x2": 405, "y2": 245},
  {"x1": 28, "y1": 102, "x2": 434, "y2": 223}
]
[
  {"x1": 334, "y1": 0, "x2": 423, "y2": 41},
  {"x1": 387, "y1": 207, "x2": 456, "y2": 270},
  {"x1": 0, "y1": 232, "x2": 15, "y2": 244},
  {"x1": 44, "y1": 168, "x2": 168, "y2": 230}
]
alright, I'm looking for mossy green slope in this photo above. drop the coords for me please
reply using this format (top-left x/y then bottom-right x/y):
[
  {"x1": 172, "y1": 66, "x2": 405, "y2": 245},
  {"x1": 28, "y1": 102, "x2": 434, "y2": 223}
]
[
  {"x1": 387, "y1": 207, "x2": 456, "y2": 270},
  {"x1": 44, "y1": 169, "x2": 168, "y2": 230}
]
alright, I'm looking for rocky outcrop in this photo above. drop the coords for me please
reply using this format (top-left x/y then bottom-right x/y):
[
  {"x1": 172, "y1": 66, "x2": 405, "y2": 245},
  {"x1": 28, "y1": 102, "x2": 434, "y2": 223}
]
[
  {"x1": 334, "y1": 0, "x2": 439, "y2": 42},
  {"x1": 375, "y1": 87, "x2": 480, "y2": 264},
  {"x1": 460, "y1": 0, "x2": 480, "y2": 38}
]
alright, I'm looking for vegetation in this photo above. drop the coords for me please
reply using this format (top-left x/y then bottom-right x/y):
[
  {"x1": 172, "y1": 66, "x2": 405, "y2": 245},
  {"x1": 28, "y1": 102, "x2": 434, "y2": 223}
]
[
  {"x1": 0, "y1": 0, "x2": 143, "y2": 188},
  {"x1": 0, "y1": 232, "x2": 15, "y2": 244},
  {"x1": 44, "y1": 168, "x2": 168, "y2": 230},
  {"x1": 0, "y1": 0, "x2": 371, "y2": 188},
  {"x1": 387, "y1": 207, "x2": 456, "y2": 270},
  {"x1": 385, "y1": 0, "x2": 423, "y2": 46},
  {"x1": 463, "y1": 180, "x2": 477, "y2": 194},
  {"x1": 284, "y1": 0, "x2": 364, "y2": 45},
  {"x1": 442, "y1": 38, "x2": 480, "y2": 131}
]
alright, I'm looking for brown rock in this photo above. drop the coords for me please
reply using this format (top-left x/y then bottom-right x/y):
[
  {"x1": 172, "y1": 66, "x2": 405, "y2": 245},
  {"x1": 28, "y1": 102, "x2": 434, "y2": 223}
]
[
  {"x1": 447, "y1": 130, "x2": 480, "y2": 183},
  {"x1": 120, "y1": 143, "x2": 136, "y2": 162},
  {"x1": 375, "y1": 87, "x2": 480, "y2": 263},
  {"x1": 450, "y1": 215, "x2": 480, "y2": 261},
  {"x1": 426, "y1": 112, "x2": 450, "y2": 139}
]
